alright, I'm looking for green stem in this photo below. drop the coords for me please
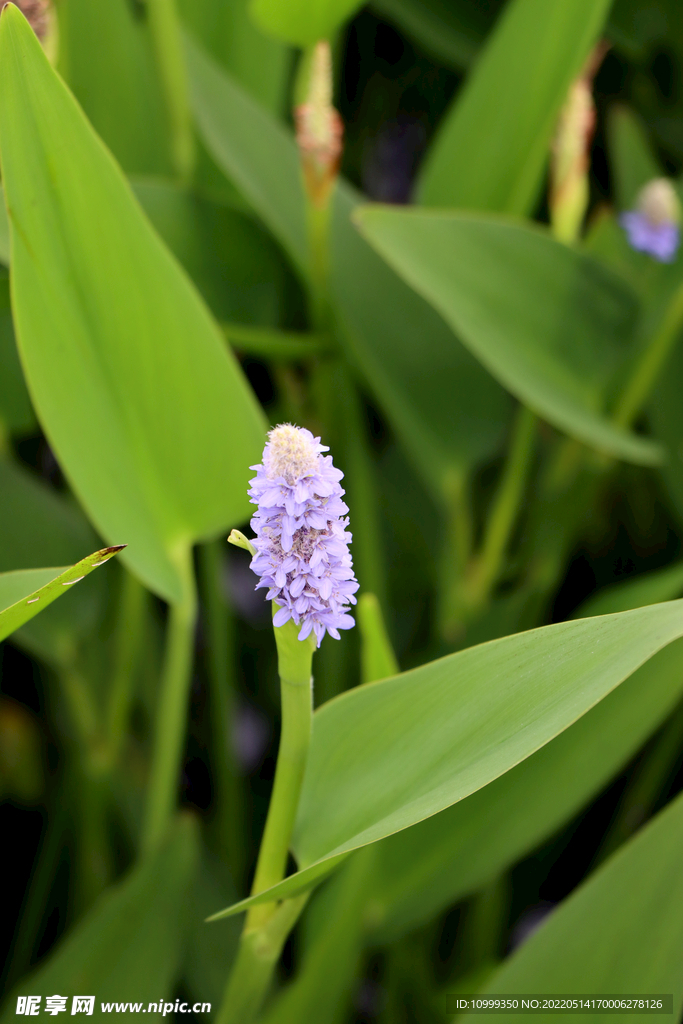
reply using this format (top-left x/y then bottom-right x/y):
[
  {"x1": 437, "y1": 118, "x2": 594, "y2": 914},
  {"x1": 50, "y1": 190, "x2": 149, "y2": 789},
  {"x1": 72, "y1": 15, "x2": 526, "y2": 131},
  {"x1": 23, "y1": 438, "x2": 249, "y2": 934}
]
[
  {"x1": 438, "y1": 469, "x2": 473, "y2": 640},
  {"x1": 218, "y1": 616, "x2": 314, "y2": 1023},
  {"x1": 146, "y1": 0, "x2": 194, "y2": 182},
  {"x1": 106, "y1": 571, "x2": 147, "y2": 768},
  {"x1": 465, "y1": 405, "x2": 536, "y2": 610},
  {"x1": 247, "y1": 617, "x2": 314, "y2": 927},
  {"x1": 198, "y1": 540, "x2": 244, "y2": 885},
  {"x1": 142, "y1": 545, "x2": 197, "y2": 854},
  {"x1": 216, "y1": 895, "x2": 309, "y2": 1024},
  {"x1": 306, "y1": 198, "x2": 333, "y2": 332},
  {"x1": 613, "y1": 279, "x2": 683, "y2": 429}
]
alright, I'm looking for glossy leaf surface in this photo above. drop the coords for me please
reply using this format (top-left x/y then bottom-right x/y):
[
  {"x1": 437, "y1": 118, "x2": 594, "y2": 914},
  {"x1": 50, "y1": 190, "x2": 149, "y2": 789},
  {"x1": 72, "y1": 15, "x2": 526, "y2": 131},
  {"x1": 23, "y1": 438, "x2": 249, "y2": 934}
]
[
  {"x1": 0, "y1": 816, "x2": 199, "y2": 1022},
  {"x1": 0, "y1": 546, "x2": 123, "y2": 644},
  {"x1": 355, "y1": 207, "x2": 659, "y2": 465},
  {"x1": 470, "y1": 791, "x2": 683, "y2": 1015},
  {"x1": 417, "y1": 0, "x2": 612, "y2": 213},
  {"x1": 0, "y1": 7, "x2": 266, "y2": 601},
  {"x1": 210, "y1": 600, "x2": 683, "y2": 917}
]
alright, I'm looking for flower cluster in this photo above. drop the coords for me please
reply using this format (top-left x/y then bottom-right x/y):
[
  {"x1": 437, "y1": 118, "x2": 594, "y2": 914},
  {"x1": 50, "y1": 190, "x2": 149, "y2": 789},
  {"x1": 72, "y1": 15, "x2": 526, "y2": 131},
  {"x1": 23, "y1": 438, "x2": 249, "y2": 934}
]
[
  {"x1": 248, "y1": 424, "x2": 358, "y2": 646},
  {"x1": 621, "y1": 178, "x2": 680, "y2": 262}
]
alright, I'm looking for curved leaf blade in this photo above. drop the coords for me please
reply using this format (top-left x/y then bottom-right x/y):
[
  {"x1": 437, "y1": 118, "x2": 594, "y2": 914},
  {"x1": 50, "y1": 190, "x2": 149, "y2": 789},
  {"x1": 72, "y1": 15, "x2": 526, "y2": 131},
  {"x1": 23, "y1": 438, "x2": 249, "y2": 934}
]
[
  {"x1": 0, "y1": 6, "x2": 266, "y2": 601},
  {"x1": 209, "y1": 600, "x2": 683, "y2": 919},
  {"x1": 417, "y1": 0, "x2": 612, "y2": 213},
  {"x1": 355, "y1": 207, "x2": 660, "y2": 466},
  {"x1": 0, "y1": 545, "x2": 124, "y2": 643}
]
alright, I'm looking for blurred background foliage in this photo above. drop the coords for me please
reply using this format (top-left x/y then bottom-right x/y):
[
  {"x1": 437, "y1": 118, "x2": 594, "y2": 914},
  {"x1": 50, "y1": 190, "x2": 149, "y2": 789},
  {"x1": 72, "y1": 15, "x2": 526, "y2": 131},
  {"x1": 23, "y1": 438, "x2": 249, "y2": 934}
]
[{"x1": 3, "y1": 0, "x2": 683, "y2": 1020}]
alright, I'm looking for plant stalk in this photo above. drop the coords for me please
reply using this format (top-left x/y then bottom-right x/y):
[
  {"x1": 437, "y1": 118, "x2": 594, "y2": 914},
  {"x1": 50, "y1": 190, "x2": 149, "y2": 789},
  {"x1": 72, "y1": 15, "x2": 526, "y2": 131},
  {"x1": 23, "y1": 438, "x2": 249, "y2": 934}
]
[
  {"x1": 146, "y1": 0, "x2": 194, "y2": 182},
  {"x1": 142, "y1": 544, "x2": 197, "y2": 854},
  {"x1": 198, "y1": 540, "x2": 244, "y2": 885},
  {"x1": 217, "y1": 615, "x2": 315, "y2": 1023},
  {"x1": 612, "y1": 279, "x2": 683, "y2": 429}
]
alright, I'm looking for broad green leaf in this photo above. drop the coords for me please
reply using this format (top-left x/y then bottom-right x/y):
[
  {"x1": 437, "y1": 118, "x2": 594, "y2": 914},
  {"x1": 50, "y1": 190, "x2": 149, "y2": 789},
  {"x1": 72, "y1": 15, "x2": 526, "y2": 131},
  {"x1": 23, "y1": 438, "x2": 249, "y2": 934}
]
[
  {"x1": 0, "y1": 546, "x2": 123, "y2": 644},
  {"x1": 131, "y1": 178, "x2": 285, "y2": 326},
  {"x1": 0, "y1": 816, "x2": 199, "y2": 1022},
  {"x1": 332, "y1": 189, "x2": 511, "y2": 492},
  {"x1": 57, "y1": 0, "x2": 172, "y2": 175},
  {"x1": 178, "y1": 0, "x2": 290, "y2": 114},
  {"x1": 607, "y1": 105, "x2": 661, "y2": 210},
  {"x1": 249, "y1": 0, "x2": 362, "y2": 46},
  {"x1": 261, "y1": 850, "x2": 373, "y2": 1024},
  {"x1": 209, "y1": 599, "x2": 683, "y2": 918},
  {"x1": 186, "y1": 36, "x2": 512, "y2": 493},
  {"x1": 364, "y1": 566, "x2": 683, "y2": 941},
  {"x1": 355, "y1": 207, "x2": 660, "y2": 466},
  {"x1": 367, "y1": 640, "x2": 683, "y2": 942},
  {"x1": 0, "y1": 272, "x2": 34, "y2": 433},
  {"x1": 417, "y1": 0, "x2": 612, "y2": 213},
  {"x1": 576, "y1": 562, "x2": 683, "y2": 618},
  {"x1": 0, "y1": 7, "x2": 266, "y2": 602},
  {"x1": 370, "y1": 0, "x2": 494, "y2": 70},
  {"x1": 470, "y1": 791, "x2": 683, "y2": 1014}
]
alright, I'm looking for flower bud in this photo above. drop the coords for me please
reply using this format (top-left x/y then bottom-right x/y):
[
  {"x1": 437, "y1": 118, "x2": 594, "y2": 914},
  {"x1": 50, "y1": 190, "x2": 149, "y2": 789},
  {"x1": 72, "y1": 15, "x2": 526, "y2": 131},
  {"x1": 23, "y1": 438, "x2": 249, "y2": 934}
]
[
  {"x1": 549, "y1": 49, "x2": 604, "y2": 243},
  {"x1": 621, "y1": 178, "x2": 681, "y2": 262},
  {"x1": 294, "y1": 41, "x2": 344, "y2": 208}
]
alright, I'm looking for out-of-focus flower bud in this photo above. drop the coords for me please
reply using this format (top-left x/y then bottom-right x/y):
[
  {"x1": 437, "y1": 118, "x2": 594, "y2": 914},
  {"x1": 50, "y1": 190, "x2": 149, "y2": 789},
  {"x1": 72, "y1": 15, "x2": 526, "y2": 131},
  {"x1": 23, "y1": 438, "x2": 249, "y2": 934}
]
[
  {"x1": 620, "y1": 178, "x2": 681, "y2": 262},
  {"x1": 549, "y1": 47, "x2": 606, "y2": 243},
  {"x1": 294, "y1": 41, "x2": 344, "y2": 209},
  {"x1": 14, "y1": 0, "x2": 58, "y2": 62}
]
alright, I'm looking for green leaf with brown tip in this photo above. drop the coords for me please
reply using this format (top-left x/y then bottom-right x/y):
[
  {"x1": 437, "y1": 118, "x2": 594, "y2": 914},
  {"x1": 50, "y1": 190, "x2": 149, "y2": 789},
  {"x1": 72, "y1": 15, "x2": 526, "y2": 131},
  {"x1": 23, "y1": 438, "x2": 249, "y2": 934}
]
[{"x1": 0, "y1": 546, "x2": 125, "y2": 643}]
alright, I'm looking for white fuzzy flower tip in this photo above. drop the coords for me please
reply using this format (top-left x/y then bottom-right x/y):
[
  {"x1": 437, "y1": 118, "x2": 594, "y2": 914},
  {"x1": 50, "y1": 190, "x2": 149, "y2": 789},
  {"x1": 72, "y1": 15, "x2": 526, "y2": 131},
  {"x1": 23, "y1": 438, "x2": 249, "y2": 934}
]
[{"x1": 248, "y1": 424, "x2": 359, "y2": 647}]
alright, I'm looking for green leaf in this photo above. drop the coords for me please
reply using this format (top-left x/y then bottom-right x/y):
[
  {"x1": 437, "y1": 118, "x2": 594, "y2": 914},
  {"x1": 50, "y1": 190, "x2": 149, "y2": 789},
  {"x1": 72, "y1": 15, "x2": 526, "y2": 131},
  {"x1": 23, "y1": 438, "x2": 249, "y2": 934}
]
[
  {"x1": 417, "y1": 0, "x2": 612, "y2": 213},
  {"x1": 355, "y1": 207, "x2": 660, "y2": 466},
  {"x1": 0, "y1": 6, "x2": 266, "y2": 602},
  {"x1": 607, "y1": 105, "x2": 662, "y2": 211},
  {"x1": 471, "y1": 791, "x2": 683, "y2": 1008},
  {"x1": 575, "y1": 562, "x2": 683, "y2": 618},
  {"x1": 249, "y1": 0, "x2": 363, "y2": 47},
  {"x1": 57, "y1": 0, "x2": 172, "y2": 175},
  {"x1": 0, "y1": 546, "x2": 124, "y2": 644},
  {"x1": 178, "y1": 0, "x2": 290, "y2": 114},
  {"x1": 209, "y1": 599, "x2": 683, "y2": 918},
  {"x1": 131, "y1": 177, "x2": 285, "y2": 326},
  {"x1": 332, "y1": 189, "x2": 512, "y2": 492},
  {"x1": 186, "y1": 30, "x2": 309, "y2": 278},
  {"x1": 368, "y1": 639, "x2": 683, "y2": 942},
  {"x1": 186, "y1": 36, "x2": 512, "y2": 492},
  {"x1": 0, "y1": 458, "x2": 103, "y2": 662},
  {"x1": 1, "y1": 815, "x2": 199, "y2": 1021},
  {"x1": 365, "y1": 564, "x2": 683, "y2": 941}
]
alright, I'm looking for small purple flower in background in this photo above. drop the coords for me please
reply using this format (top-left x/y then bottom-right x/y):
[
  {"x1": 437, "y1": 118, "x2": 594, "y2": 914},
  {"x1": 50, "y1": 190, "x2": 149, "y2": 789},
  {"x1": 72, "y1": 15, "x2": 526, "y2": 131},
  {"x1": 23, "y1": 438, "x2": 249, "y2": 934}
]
[
  {"x1": 620, "y1": 177, "x2": 681, "y2": 262},
  {"x1": 247, "y1": 424, "x2": 359, "y2": 646}
]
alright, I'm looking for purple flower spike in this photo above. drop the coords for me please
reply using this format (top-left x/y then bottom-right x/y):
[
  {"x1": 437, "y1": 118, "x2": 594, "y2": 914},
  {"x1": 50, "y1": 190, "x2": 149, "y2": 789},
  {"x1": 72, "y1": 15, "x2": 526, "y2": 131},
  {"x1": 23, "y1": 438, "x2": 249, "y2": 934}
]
[
  {"x1": 248, "y1": 424, "x2": 359, "y2": 647},
  {"x1": 620, "y1": 178, "x2": 681, "y2": 263}
]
